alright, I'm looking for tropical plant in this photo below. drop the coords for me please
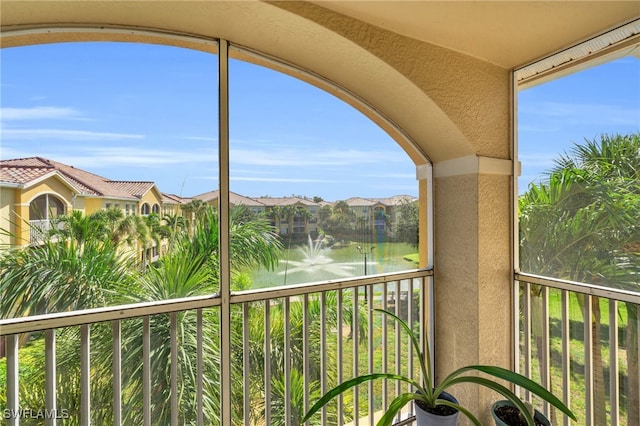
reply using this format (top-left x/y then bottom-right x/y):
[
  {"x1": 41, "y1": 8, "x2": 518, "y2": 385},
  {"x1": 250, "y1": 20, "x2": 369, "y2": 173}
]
[
  {"x1": 302, "y1": 309, "x2": 577, "y2": 426},
  {"x1": 0, "y1": 238, "x2": 133, "y2": 318},
  {"x1": 320, "y1": 201, "x2": 356, "y2": 240},
  {"x1": 519, "y1": 132, "x2": 640, "y2": 424},
  {"x1": 393, "y1": 198, "x2": 418, "y2": 248}
]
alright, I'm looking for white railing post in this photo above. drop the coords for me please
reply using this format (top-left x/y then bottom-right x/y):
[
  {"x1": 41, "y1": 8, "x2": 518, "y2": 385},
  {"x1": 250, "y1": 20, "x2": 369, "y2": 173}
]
[
  {"x1": 6, "y1": 335, "x2": 19, "y2": 426},
  {"x1": 352, "y1": 288, "x2": 359, "y2": 426},
  {"x1": 44, "y1": 329, "x2": 56, "y2": 426},
  {"x1": 112, "y1": 320, "x2": 122, "y2": 426},
  {"x1": 242, "y1": 303, "x2": 250, "y2": 425},
  {"x1": 609, "y1": 300, "x2": 619, "y2": 426},
  {"x1": 196, "y1": 309, "x2": 204, "y2": 426},
  {"x1": 584, "y1": 295, "x2": 594, "y2": 426},
  {"x1": 264, "y1": 301, "x2": 272, "y2": 425},
  {"x1": 320, "y1": 292, "x2": 327, "y2": 424},
  {"x1": 284, "y1": 298, "x2": 291, "y2": 425},
  {"x1": 561, "y1": 290, "x2": 571, "y2": 426},
  {"x1": 170, "y1": 312, "x2": 178, "y2": 426},
  {"x1": 303, "y1": 294, "x2": 310, "y2": 424},
  {"x1": 80, "y1": 324, "x2": 91, "y2": 426},
  {"x1": 143, "y1": 316, "x2": 151, "y2": 426}
]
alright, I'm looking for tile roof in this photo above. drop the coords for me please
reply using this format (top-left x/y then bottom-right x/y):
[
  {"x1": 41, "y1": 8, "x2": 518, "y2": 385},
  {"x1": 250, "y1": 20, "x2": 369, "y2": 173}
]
[
  {"x1": 0, "y1": 157, "x2": 156, "y2": 200},
  {"x1": 344, "y1": 197, "x2": 380, "y2": 207},
  {"x1": 110, "y1": 181, "x2": 155, "y2": 198},
  {"x1": 371, "y1": 195, "x2": 417, "y2": 206},
  {"x1": 1, "y1": 157, "x2": 416, "y2": 207},
  {"x1": 162, "y1": 193, "x2": 190, "y2": 204},
  {"x1": 193, "y1": 190, "x2": 267, "y2": 206},
  {"x1": 254, "y1": 196, "x2": 318, "y2": 207}
]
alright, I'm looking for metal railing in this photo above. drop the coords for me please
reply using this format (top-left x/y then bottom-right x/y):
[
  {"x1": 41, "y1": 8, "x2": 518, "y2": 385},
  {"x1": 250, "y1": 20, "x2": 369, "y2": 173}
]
[
  {"x1": 516, "y1": 272, "x2": 640, "y2": 426},
  {"x1": 29, "y1": 219, "x2": 52, "y2": 243},
  {"x1": 1, "y1": 269, "x2": 433, "y2": 426}
]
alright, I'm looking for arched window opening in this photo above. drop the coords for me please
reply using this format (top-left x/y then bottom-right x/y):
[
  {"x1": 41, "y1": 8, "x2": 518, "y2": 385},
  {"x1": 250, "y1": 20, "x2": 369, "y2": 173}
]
[
  {"x1": 29, "y1": 194, "x2": 65, "y2": 221},
  {"x1": 229, "y1": 49, "x2": 420, "y2": 288},
  {"x1": 28, "y1": 194, "x2": 66, "y2": 243},
  {"x1": 0, "y1": 30, "x2": 433, "y2": 426}
]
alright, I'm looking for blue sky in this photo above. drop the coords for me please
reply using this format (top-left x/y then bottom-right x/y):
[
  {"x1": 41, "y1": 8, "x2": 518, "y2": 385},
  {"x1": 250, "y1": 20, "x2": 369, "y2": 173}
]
[
  {"x1": 517, "y1": 56, "x2": 640, "y2": 191},
  {"x1": 1, "y1": 42, "x2": 638, "y2": 200},
  {"x1": 0, "y1": 42, "x2": 414, "y2": 201}
]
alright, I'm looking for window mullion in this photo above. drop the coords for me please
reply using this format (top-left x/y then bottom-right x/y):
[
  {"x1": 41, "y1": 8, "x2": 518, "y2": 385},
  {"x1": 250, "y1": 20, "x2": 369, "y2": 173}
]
[{"x1": 218, "y1": 38, "x2": 232, "y2": 426}]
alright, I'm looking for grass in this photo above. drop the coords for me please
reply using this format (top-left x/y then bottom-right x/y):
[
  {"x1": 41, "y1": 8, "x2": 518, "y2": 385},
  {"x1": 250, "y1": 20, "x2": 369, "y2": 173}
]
[{"x1": 522, "y1": 286, "x2": 637, "y2": 425}]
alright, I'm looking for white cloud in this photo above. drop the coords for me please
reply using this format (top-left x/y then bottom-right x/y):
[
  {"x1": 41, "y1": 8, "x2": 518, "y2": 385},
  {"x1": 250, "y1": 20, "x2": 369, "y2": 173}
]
[
  {"x1": 1, "y1": 145, "x2": 217, "y2": 169},
  {"x1": 231, "y1": 176, "x2": 335, "y2": 183},
  {"x1": 361, "y1": 172, "x2": 415, "y2": 179},
  {"x1": 184, "y1": 136, "x2": 217, "y2": 141},
  {"x1": 518, "y1": 153, "x2": 557, "y2": 169},
  {"x1": 519, "y1": 101, "x2": 640, "y2": 126},
  {"x1": 1, "y1": 129, "x2": 144, "y2": 141},
  {"x1": 53, "y1": 146, "x2": 217, "y2": 168},
  {"x1": 1, "y1": 106, "x2": 81, "y2": 121},
  {"x1": 230, "y1": 147, "x2": 404, "y2": 167}
]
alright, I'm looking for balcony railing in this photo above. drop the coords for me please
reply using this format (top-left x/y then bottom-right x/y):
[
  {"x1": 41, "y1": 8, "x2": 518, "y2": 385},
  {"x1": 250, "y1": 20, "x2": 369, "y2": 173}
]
[
  {"x1": 1, "y1": 269, "x2": 433, "y2": 426},
  {"x1": 29, "y1": 219, "x2": 52, "y2": 244},
  {"x1": 516, "y1": 272, "x2": 640, "y2": 426}
]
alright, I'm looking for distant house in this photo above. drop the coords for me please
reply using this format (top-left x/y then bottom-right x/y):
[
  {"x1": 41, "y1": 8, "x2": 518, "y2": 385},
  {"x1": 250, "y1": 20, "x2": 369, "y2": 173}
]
[
  {"x1": 253, "y1": 196, "x2": 320, "y2": 236},
  {"x1": 1, "y1": 157, "x2": 417, "y2": 249},
  {"x1": 344, "y1": 195, "x2": 417, "y2": 239},
  {"x1": 0, "y1": 157, "x2": 165, "y2": 258}
]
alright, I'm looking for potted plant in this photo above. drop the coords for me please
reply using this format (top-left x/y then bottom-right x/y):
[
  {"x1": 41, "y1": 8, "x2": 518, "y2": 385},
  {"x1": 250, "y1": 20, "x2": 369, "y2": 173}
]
[
  {"x1": 492, "y1": 400, "x2": 551, "y2": 426},
  {"x1": 302, "y1": 309, "x2": 576, "y2": 426}
]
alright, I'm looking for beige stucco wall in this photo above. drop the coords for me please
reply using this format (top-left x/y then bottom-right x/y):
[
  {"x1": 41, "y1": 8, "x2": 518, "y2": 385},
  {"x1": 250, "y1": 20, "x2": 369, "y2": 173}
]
[
  {"x1": 0, "y1": 187, "x2": 17, "y2": 247},
  {"x1": 271, "y1": 1, "x2": 511, "y2": 162},
  {"x1": 20, "y1": 179, "x2": 74, "y2": 208},
  {"x1": 1, "y1": 1, "x2": 514, "y2": 422},
  {"x1": 140, "y1": 188, "x2": 163, "y2": 214},
  {"x1": 83, "y1": 197, "x2": 102, "y2": 214}
]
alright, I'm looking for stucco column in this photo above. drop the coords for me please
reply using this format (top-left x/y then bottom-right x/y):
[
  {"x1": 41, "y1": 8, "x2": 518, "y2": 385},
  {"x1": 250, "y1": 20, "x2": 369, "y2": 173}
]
[
  {"x1": 416, "y1": 164, "x2": 432, "y2": 269},
  {"x1": 433, "y1": 155, "x2": 513, "y2": 424},
  {"x1": 13, "y1": 199, "x2": 30, "y2": 248}
]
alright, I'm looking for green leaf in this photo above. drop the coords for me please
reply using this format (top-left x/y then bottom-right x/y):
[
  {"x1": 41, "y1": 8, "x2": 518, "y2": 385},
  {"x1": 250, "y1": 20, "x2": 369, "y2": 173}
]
[
  {"x1": 301, "y1": 373, "x2": 422, "y2": 423},
  {"x1": 373, "y1": 308, "x2": 432, "y2": 397},
  {"x1": 434, "y1": 399, "x2": 482, "y2": 426},
  {"x1": 377, "y1": 393, "x2": 419, "y2": 426},
  {"x1": 467, "y1": 365, "x2": 576, "y2": 420},
  {"x1": 444, "y1": 376, "x2": 536, "y2": 426}
]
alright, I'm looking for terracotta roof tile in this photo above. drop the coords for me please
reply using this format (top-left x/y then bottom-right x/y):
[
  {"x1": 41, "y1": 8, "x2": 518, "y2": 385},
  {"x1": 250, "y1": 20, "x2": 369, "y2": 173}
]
[
  {"x1": 110, "y1": 181, "x2": 155, "y2": 198},
  {"x1": 0, "y1": 157, "x2": 157, "y2": 199}
]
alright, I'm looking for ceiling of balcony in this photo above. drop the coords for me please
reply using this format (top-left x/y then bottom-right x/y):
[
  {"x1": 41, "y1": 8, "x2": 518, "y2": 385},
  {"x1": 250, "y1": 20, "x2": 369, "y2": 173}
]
[
  {"x1": 2, "y1": 1, "x2": 638, "y2": 70},
  {"x1": 309, "y1": 1, "x2": 639, "y2": 68}
]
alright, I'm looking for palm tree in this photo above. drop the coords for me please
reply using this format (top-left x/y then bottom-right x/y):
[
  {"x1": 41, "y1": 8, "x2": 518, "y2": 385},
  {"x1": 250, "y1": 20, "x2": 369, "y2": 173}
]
[
  {"x1": 519, "y1": 132, "x2": 640, "y2": 424},
  {"x1": 181, "y1": 199, "x2": 208, "y2": 235},
  {"x1": 48, "y1": 209, "x2": 106, "y2": 245},
  {"x1": 86, "y1": 205, "x2": 283, "y2": 424},
  {"x1": 0, "y1": 238, "x2": 133, "y2": 318}
]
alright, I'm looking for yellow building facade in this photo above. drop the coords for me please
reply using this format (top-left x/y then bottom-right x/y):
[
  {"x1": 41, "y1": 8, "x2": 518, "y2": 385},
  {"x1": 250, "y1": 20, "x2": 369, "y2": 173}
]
[{"x1": 0, "y1": 157, "x2": 167, "y2": 249}]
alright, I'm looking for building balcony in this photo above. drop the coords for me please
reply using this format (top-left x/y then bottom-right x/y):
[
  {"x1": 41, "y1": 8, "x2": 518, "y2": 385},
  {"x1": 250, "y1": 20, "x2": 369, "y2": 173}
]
[
  {"x1": 28, "y1": 220, "x2": 53, "y2": 244},
  {"x1": 2, "y1": 269, "x2": 637, "y2": 425}
]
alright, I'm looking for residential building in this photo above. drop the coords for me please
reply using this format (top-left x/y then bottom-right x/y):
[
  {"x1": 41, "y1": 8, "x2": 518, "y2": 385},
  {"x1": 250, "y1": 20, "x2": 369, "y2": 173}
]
[
  {"x1": 1, "y1": 157, "x2": 416, "y2": 246},
  {"x1": 0, "y1": 157, "x2": 165, "y2": 253}
]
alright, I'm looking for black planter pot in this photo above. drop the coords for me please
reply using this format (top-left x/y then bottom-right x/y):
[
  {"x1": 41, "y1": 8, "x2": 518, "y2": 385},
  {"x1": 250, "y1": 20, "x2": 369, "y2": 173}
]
[{"x1": 491, "y1": 400, "x2": 551, "y2": 426}]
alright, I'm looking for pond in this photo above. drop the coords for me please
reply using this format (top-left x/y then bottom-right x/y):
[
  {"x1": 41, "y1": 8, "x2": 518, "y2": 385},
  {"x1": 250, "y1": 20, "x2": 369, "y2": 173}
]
[{"x1": 250, "y1": 239, "x2": 418, "y2": 289}]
